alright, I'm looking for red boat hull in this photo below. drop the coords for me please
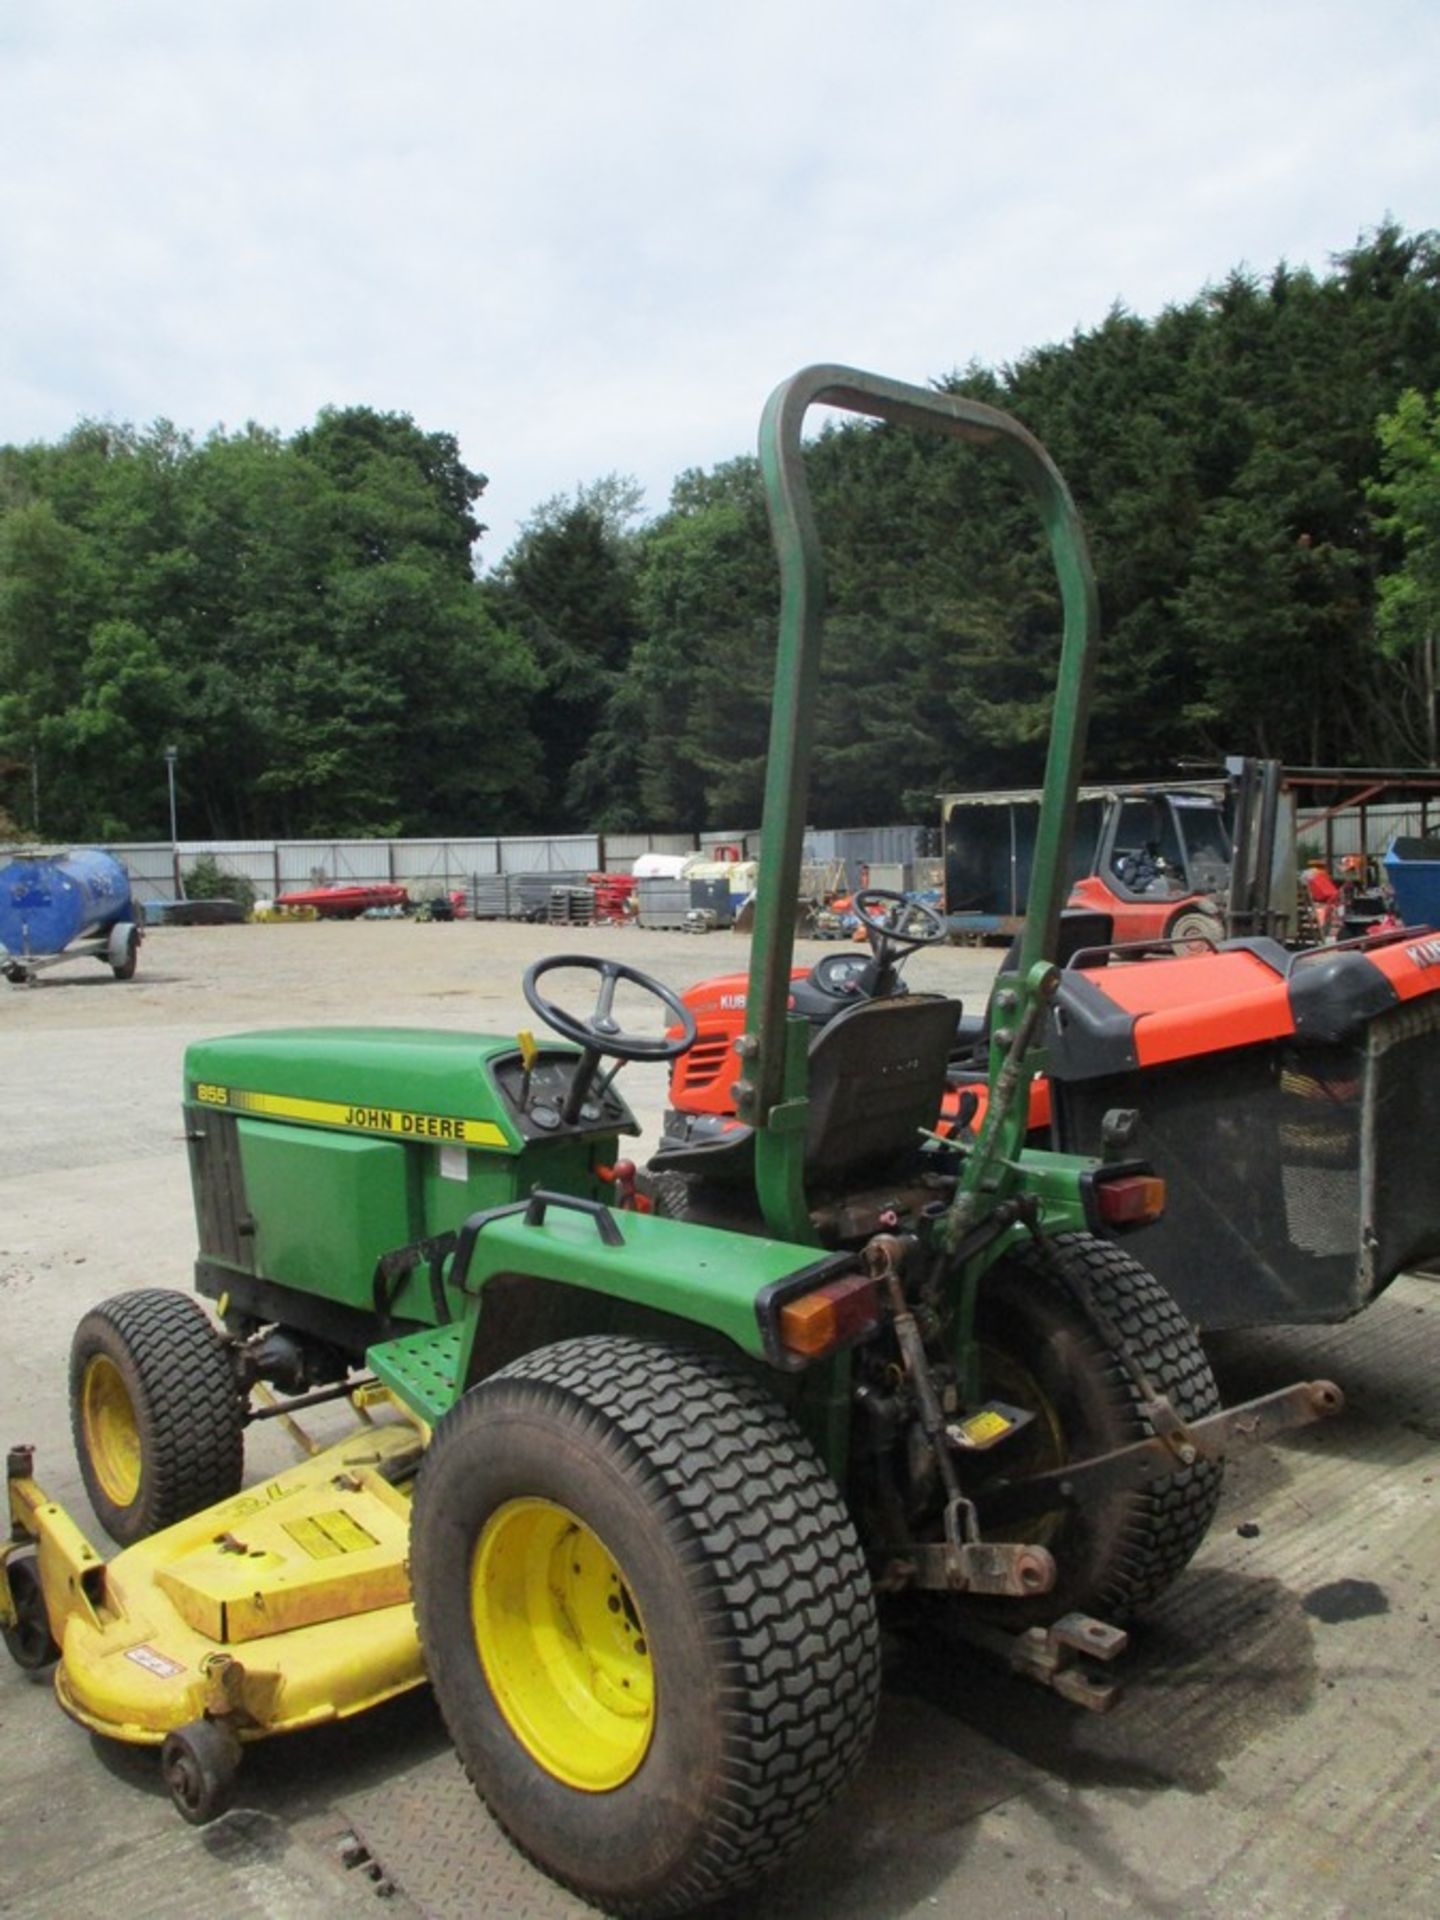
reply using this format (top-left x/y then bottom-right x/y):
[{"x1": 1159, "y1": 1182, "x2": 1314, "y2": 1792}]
[{"x1": 274, "y1": 884, "x2": 410, "y2": 919}]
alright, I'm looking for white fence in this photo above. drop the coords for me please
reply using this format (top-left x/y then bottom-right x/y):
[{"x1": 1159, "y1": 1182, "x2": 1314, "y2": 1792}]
[
  {"x1": 3, "y1": 823, "x2": 939, "y2": 908},
  {"x1": 41, "y1": 832, "x2": 702, "y2": 906}
]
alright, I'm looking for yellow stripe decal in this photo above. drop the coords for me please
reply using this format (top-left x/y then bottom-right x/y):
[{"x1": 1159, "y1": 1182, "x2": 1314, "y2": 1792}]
[{"x1": 193, "y1": 1082, "x2": 506, "y2": 1147}]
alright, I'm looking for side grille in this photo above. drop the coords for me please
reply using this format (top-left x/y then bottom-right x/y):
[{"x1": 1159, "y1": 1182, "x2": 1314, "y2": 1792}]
[{"x1": 673, "y1": 1032, "x2": 735, "y2": 1097}]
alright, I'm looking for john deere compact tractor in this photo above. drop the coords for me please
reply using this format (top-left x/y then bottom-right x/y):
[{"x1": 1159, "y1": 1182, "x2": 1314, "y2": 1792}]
[{"x1": 2, "y1": 369, "x2": 1340, "y2": 1918}]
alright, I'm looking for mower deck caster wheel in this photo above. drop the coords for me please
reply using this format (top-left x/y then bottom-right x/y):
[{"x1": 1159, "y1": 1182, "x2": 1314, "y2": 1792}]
[
  {"x1": 161, "y1": 1717, "x2": 241, "y2": 1825},
  {"x1": 2, "y1": 1555, "x2": 60, "y2": 1671}
]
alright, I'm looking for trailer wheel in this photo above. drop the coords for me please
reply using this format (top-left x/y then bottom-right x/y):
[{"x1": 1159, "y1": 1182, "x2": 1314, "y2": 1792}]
[
  {"x1": 410, "y1": 1335, "x2": 881, "y2": 1918},
  {"x1": 968, "y1": 1231, "x2": 1223, "y2": 1625},
  {"x1": 161, "y1": 1717, "x2": 241, "y2": 1824},
  {"x1": 2, "y1": 1553, "x2": 60, "y2": 1671},
  {"x1": 70, "y1": 1290, "x2": 246, "y2": 1546},
  {"x1": 111, "y1": 929, "x2": 141, "y2": 983}
]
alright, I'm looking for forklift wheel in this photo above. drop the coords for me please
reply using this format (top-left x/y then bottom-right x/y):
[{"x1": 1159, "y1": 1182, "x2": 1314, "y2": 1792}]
[
  {"x1": 161, "y1": 1718, "x2": 241, "y2": 1825},
  {"x1": 2, "y1": 1554, "x2": 61, "y2": 1672},
  {"x1": 969, "y1": 1231, "x2": 1224, "y2": 1626},
  {"x1": 410, "y1": 1335, "x2": 881, "y2": 1918},
  {"x1": 1165, "y1": 907, "x2": 1224, "y2": 954},
  {"x1": 71, "y1": 1290, "x2": 246, "y2": 1547}
]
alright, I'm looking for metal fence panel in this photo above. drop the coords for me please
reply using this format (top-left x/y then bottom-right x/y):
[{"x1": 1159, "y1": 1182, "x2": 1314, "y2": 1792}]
[
  {"x1": 206, "y1": 850, "x2": 282, "y2": 894},
  {"x1": 108, "y1": 844, "x2": 176, "y2": 903},
  {"x1": 390, "y1": 842, "x2": 502, "y2": 891},
  {"x1": 468, "y1": 871, "x2": 591, "y2": 919},
  {"x1": 603, "y1": 833, "x2": 698, "y2": 869},
  {"x1": 498, "y1": 836, "x2": 600, "y2": 874}
]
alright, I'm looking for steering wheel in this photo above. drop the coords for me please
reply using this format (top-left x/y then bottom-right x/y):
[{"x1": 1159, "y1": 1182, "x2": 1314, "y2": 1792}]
[
  {"x1": 523, "y1": 955, "x2": 698, "y2": 1062},
  {"x1": 853, "y1": 888, "x2": 948, "y2": 955}
]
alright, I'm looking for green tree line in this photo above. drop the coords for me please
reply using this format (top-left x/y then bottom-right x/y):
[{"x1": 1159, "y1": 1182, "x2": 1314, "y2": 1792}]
[{"x1": 4, "y1": 222, "x2": 1440, "y2": 844}]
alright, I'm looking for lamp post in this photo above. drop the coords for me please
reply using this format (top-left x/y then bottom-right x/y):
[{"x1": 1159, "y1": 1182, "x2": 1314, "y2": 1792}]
[{"x1": 164, "y1": 746, "x2": 183, "y2": 898}]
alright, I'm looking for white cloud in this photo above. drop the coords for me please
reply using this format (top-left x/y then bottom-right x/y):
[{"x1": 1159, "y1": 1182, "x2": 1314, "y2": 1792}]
[{"x1": 1, "y1": 1, "x2": 1436, "y2": 561}]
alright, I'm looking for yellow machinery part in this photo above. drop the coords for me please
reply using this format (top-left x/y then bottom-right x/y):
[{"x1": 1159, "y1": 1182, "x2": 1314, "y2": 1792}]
[
  {"x1": 471, "y1": 1497, "x2": 655, "y2": 1792},
  {"x1": 8, "y1": 1416, "x2": 428, "y2": 1747}
]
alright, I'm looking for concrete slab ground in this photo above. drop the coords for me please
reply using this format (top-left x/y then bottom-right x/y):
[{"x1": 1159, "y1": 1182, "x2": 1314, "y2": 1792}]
[{"x1": 1, "y1": 921, "x2": 1436, "y2": 1918}]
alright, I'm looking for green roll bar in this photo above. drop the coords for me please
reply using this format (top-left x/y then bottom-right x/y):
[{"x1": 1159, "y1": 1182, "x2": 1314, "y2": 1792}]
[{"x1": 735, "y1": 365, "x2": 1101, "y2": 1242}]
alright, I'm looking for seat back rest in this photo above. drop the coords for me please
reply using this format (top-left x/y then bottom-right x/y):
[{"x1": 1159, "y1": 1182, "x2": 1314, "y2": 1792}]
[{"x1": 803, "y1": 994, "x2": 961, "y2": 1187}]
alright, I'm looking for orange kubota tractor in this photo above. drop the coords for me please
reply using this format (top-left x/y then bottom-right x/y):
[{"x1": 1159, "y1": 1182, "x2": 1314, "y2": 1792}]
[{"x1": 652, "y1": 893, "x2": 1440, "y2": 1336}]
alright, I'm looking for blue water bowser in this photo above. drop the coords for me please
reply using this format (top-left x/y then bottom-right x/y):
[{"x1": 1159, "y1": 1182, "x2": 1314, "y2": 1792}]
[{"x1": 0, "y1": 848, "x2": 142, "y2": 984}]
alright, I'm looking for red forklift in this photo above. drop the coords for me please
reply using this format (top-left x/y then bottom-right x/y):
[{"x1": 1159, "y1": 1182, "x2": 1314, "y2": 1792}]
[{"x1": 941, "y1": 773, "x2": 1276, "y2": 948}]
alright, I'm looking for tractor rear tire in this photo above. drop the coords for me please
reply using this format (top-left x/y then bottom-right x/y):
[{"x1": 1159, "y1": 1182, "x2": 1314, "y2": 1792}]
[
  {"x1": 410, "y1": 1335, "x2": 881, "y2": 1918},
  {"x1": 70, "y1": 1289, "x2": 246, "y2": 1547},
  {"x1": 968, "y1": 1231, "x2": 1223, "y2": 1625}
]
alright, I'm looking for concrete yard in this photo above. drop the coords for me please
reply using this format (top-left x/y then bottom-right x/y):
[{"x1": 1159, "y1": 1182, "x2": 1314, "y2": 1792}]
[{"x1": 1, "y1": 919, "x2": 1436, "y2": 1919}]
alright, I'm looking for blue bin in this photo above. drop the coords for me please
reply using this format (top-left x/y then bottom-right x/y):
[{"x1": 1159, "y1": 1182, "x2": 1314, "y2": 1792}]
[{"x1": 1383, "y1": 838, "x2": 1440, "y2": 929}]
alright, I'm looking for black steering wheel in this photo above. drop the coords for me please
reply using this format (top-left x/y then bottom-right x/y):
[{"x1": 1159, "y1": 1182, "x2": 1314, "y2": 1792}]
[
  {"x1": 853, "y1": 888, "x2": 948, "y2": 955},
  {"x1": 523, "y1": 955, "x2": 698, "y2": 1062}
]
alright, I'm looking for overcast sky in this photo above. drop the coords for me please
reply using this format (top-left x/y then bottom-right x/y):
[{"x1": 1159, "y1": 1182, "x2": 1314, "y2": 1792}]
[{"x1": 1, "y1": 2, "x2": 1436, "y2": 566}]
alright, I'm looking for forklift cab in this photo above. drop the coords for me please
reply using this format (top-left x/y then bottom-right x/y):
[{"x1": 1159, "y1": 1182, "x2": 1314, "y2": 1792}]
[{"x1": 1100, "y1": 792, "x2": 1232, "y2": 903}]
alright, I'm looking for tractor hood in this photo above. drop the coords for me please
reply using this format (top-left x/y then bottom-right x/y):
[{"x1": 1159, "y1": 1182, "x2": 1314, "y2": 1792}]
[{"x1": 184, "y1": 1027, "x2": 639, "y2": 1154}]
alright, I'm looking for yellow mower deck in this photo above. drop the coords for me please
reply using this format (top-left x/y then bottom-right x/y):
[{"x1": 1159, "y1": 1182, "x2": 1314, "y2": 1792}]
[{"x1": 3, "y1": 1414, "x2": 428, "y2": 1749}]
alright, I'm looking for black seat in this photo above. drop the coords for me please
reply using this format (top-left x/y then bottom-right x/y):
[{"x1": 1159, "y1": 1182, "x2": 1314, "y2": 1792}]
[{"x1": 649, "y1": 994, "x2": 961, "y2": 1191}]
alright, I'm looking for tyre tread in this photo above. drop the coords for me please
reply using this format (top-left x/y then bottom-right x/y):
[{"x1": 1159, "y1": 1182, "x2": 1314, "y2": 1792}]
[
  {"x1": 415, "y1": 1335, "x2": 881, "y2": 1917},
  {"x1": 70, "y1": 1288, "x2": 245, "y2": 1542},
  {"x1": 1007, "y1": 1231, "x2": 1222, "y2": 1618}
]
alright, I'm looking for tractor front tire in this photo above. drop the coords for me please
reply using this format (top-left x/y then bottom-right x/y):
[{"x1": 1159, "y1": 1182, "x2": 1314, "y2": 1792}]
[
  {"x1": 70, "y1": 1289, "x2": 246, "y2": 1547},
  {"x1": 970, "y1": 1231, "x2": 1223, "y2": 1625},
  {"x1": 410, "y1": 1335, "x2": 881, "y2": 1918}
]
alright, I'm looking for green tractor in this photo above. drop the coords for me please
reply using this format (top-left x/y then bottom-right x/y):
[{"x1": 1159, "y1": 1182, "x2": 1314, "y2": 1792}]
[{"x1": 3, "y1": 368, "x2": 1340, "y2": 1917}]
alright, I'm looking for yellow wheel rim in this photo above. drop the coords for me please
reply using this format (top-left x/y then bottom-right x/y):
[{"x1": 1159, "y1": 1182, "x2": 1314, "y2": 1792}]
[
  {"x1": 979, "y1": 1342, "x2": 1067, "y2": 1545},
  {"x1": 81, "y1": 1355, "x2": 142, "y2": 1508},
  {"x1": 471, "y1": 1498, "x2": 654, "y2": 1792}
]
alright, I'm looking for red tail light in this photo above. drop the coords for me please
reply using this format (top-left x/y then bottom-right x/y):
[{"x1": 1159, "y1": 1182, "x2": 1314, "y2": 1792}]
[
  {"x1": 1094, "y1": 1173, "x2": 1166, "y2": 1226},
  {"x1": 778, "y1": 1273, "x2": 882, "y2": 1359}
]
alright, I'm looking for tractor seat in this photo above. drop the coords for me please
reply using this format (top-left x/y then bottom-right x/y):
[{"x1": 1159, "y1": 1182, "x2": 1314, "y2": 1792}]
[{"x1": 648, "y1": 994, "x2": 961, "y2": 1191}]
